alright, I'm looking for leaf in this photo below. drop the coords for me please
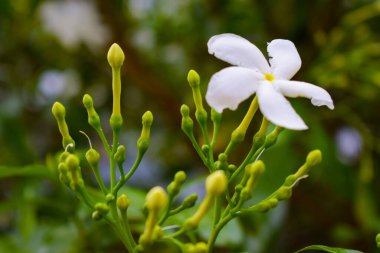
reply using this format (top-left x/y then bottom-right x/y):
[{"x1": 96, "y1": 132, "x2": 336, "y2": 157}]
[
  {"x1": 0, "y1": 165, "x2": 52, "y2": 178},
  {"x1": 295, "y1": 245, "x2": 364, "y2": 253}
]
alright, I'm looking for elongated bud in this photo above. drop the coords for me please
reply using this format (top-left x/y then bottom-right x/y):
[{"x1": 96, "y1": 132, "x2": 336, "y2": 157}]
[
  {"x1": 108, "y1": 44, "x2": 124, "y2": 129},
  {"x1": 182, "y1": 193, "x2": 198, "y2": 208},
  {"x1": 52, "y1": 102, "x2": 75, "y2": 151},
  {"x1": 141, "y1": 186, "x2": 168, "y2": 245},
  {"x1": 187, "y1": 70, "x2": 207, "y2": 126},
  {"x1": 65, "y1": 154, "x2": 83, "y2": 190},
  {"x1": 306, "y1": 149, "x2": 322, "y2": 167},
  {"x1": 137, "y1": 111, "x2": 153, "y2": 154},
  {"x1": 83, "y1": 94, "x2": 101, "y2": 129},
  {"x1": 264, "y1": 127, "x2": 283, "y2": 148},
  {"x1": 167, "y1": 171, "x2": 187, "y2": 197},
  {"x1": 205, "y1": 170, "x2": 227, "y2": 196},
  {"x1": 181, "y1": 104, "x2": 194, "y2": 136},
  {"x1": 107, "y1": 43, "x2": 125, "y2": 68},
  {"x1": 242, "y1": 161, "x2": 265, "y2": 200},
  {"x1": 117, "y1": 194, "x2": 130, "y2": 211},
  {"x1": 185, "y1": 171, "x2": 227, "y2": 230}
]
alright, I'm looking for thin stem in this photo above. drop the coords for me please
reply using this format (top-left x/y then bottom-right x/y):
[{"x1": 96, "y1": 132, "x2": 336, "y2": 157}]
[
  {"x1": 110, "y1": 132, "x2": 119, "y2": 190},
  {"x1": 224, "y1": 97, "x2": 259, "y2": 156},
  {"x1": 212, "y1": 196, "x2": 222, "y2": 227},
  {"x1": 120, "y1": 210, "x2": 137, "y2": 249},
  {"x1": 207, "y1": 215, "x2": 233, "y2": 253}
]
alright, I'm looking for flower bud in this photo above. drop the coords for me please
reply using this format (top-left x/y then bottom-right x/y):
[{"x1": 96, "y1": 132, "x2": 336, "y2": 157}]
[
  {"x1": 180, "y1": 104, "x2": 194, "y2": 136},
  {"x1": 145, "y1": 186, "x2": 168, "y2": 212},
  {"x1": 83, "y1": 94, "x2": 101, "y2": 129},
  {"x1": 187, "y1": 69, "x2": 200, "y2": 87},
  {"x1": 117, "y1": 194, "x2": 130, "y2": 211},
  {"x1": 52, "y1": 102, "x2": 75, "y2": 151},
  {"x1": 106, "y1": 193, "x2": 115, "y2": 202},
  {"x1": 205, "y1": 170, "x2": 227, "y2": 196},
  {"x1": 376, "y1": 233, "x2": 380, "y2": 248},
  {"x1": 107, "y1": 43, "x2": 125, "y2": 68},
  {"x1": 306, "y1": 149, "x2": 322, "y2": 167},
  {"x1": 86, "y1": 148, "x2": 100, "y2": 167},
  {"x1": 167, "y1": 171, "x2": 187, "y2": 197},
  {"x1": 276, "y1": 186, "x2": 292, "y2": 201},
  {"x1": 95, "y1": 202, "x2": 109, "y2": 215},
  {"x1": 182, "y1": 194, "x2": 198, "y2": 208},
  {"x1": 137, "y1": 111, "x2": 153, "y2": 154},
  {"x1": 114, "y1": 145, "x2": 126, "y2": 165}
]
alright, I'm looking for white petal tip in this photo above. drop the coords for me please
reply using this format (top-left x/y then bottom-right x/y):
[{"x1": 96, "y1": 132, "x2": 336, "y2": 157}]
[{"x1": 311, "y1": 98, "x2": 335, "y2": 110}]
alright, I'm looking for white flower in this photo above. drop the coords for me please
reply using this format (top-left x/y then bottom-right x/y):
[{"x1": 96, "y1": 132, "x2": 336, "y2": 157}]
[{"x1": 206, "y1": 34, "x2": 334, "y2": 130}]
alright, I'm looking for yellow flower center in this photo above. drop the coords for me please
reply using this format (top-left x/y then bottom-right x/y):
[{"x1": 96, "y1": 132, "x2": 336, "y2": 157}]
[{"x1": 264, "y1": 73, "x2": 275, "y2": 81}]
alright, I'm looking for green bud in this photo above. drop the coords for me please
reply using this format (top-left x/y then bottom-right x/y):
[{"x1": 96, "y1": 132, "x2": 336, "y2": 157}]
[
  {"x1": 306, "y1": 149, "x2": 322, "y2": 167},
  {"x1": 195, "y1": 108, "x2": 207, "y2": 127},
  {"x1": 174, "y1": 171, "x2": 186, "y2": 184},
  {"x1": 228, "y1": 164, "x2": 236, "y2": 171},
  {"x1": 187, "y1": 69, "x2": 200, "y2": 87},
  {"x1": 92, "y1": 210, "x2": 102, "y2": 220},
  {"x1": 106, "y1": 193, "x2": 115, "y2": 202},
  {"x1": 58, "y1": 162, "x2": 70, "y2": 184},
  {"x1": 107, "y1": 43, "x2": 125, "y2": 68},
  {"x1": 276, "y1": 186, "x2": 292, "y2": 201},
  {"x1": 181, "y1": 105, "x2": 194, "y2": 136},
  {"x1": 114, "y1": 145, "x2": 126, "y2": 165},
  {"x1": 95, "y1": 202, "x2": 109, "y2": 215},
  {"x1": 253, "y1": 133, "x2": 266, "y2": 150},
  {"x1": 66, "y1": 154, "x2": 80, "y2": 171},
  {"x1": 201, "y1": 144, "x2": 209, "y2": 154},
  {"x1": 137, "y1": 111, "x2": 153, "y2": 154},
  {"x1": 376, "y1": 233, "x2": 380, "y2": 248},
  {"x1": 145, "y1": 186, "x2": 168, "y2": 212},
  {"x1": 83, "y1": 94, "x2": 101, "y2": 129},
  {"x1": 65, "y1": 154, "x2": 83, "y2": 190},
  {"x1": 59, "y1": 151, "x2": 70, "y2": 163},
  {"x1": 110, "y1": 114, "x2": 123, "y2": 133},
  {"x1": 205, "y1": 170, "x2": 227, "y2": 196},
  {"x1": 211, "y1": 108, "x2": 222, "y2": 124},
  {"x1": 52, "y1": 102, "x2": 75, "y2": 150},
  {"x1": 86, "y1": 148, "x2": 100, "y2": 167},
  {"x1": 182, "y1": 194, "x2": 198, "y2": 208},
  {"x1": 117, "y1": 194, "x2": 130, "y2": 211},
  {"x1": 264, "y1": 127, "x2": 283, "y2": 148}
]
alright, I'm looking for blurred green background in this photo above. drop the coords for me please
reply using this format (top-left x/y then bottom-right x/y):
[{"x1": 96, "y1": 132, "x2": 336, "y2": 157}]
[{"x1": 1, "y1": 0, "x2": 380, "y2": 252}]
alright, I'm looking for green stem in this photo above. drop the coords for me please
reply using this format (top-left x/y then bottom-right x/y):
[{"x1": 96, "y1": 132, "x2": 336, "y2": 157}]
[
  {"x1": 207, "y1": 215, "x2": 233, "y2": 253},
  {"x1": 212, "y1": 196, "x2": 222, "y2": 227},
  {"x1": 120, "y1": 210, "x2": 137, "y2": 249}
]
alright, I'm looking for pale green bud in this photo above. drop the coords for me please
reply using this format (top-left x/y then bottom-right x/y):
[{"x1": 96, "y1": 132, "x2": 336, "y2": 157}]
[
  {"x1": 117, "y1": 194, "x2": 130, "y2": 211},
  {"x1": 86, "y1": 148, "x2": 100, "y2": 167},
  {"x1": 145, "y1": 186, "x2": 168, "y2": 212},
  {"x1": 174, "y1": 171, "x2": 186, "y2": 184},
  {"x1": 95, "y1": 202, "x2": 109, "y2": 215},
  {"x1": 187, "y1": 69, "x2": 200, "y2": 87},
  {"x1": 106, "y1": 193, "x2": 115, "y2": 202},
  {"x1": 306, "y1": 149, "x2": 322, "y2": 167},
  {"x1": 205, "y1": 170, "x2": 227, "y2": 196},
  {"x1": 180, "y1": 104, "x2": 194, "y2": 136},
  {"x1": 107, "y1": 43, "x2": 125, "y2": 68},
  {"x1": 52, "y1": 102, "x2": 75, "y2": 150},
  {"x1": 114, "y1": 145, "x2": 126, "y2": 165},
  {"x1": 83, "y1": 94, "x2": 101, "y2": 129},
  {"x1": 376, "y1": 233, "x2": 380, "y2": 248},
  {"x1": 137, "y1": 111, "x2": 153, "y2": 154},
  {"x1": 92, "y1": 210, "x2": 102, "y2": 220},
  {"x1": 182, "y1": 194, "x2": 198, "y2": 208}
]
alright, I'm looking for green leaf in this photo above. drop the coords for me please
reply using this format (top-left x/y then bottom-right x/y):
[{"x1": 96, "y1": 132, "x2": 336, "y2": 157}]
[
  {"x1": 295, "y1": 245, "x2": 363, "y2": 253},
  {"x1": 0, "y1": 165, "x2": 52, "y2": 178}
]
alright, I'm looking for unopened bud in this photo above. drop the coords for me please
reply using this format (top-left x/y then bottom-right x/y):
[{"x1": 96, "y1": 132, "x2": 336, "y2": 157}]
[
  {"x1": 107, "y1": 43, "x2": 125, "y2": 68},
  {"x1": 83, "y1": 94, "x2": 101, "y2": 129},
  {"x1": 117, "y1": 194, "x2": 130, "y2": 211},
  {"x1": 306, "y1": 149, "x2": 322, "y2": 167},
  {"x1": 95, "y1": 202, "x2": 109, "y2": 215},
  {"x1": 138, "y1": 111, "x2": 153, "y2": 154},
  {"x1": 187, "y1": 70, "x2": 200, "y2": 87},
  {"x1": 114, "y1": 145, "x2": 126, "y2": 165},
  {"x1": 86, "y1": 148, "x2": 100, "y2": 167},
  {"x1": 182, "y1": 194, "x2": 198, "y2": 208},
  {"x1": 145, "y1": 186, "x2": 168, "y2": 212},
  {"x1": 205, "y1": 170, "x2": 227, "y2": 195}
]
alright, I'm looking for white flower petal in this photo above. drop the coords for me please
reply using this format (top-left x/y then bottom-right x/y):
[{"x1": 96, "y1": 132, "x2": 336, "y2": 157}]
[
  {"x1": 257, "y1": 82, "x2": 308, "y2": 130},
  {"x1": 208, "y1": 33, "x2": 270, "y2": 73},
  {"x1": 267, "y1": 39, "x2": 301, "y2": 80},
  {"x1": 274, "y1": 80, "x2": 334, "y2": 109},
  {"x1": 206, "y1": 66, "x2": 263, "y2": 113}
]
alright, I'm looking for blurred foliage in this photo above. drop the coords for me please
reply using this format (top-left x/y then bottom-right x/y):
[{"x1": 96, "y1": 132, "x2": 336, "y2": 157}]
[{"x1": 1, "y1": 0, "x2": 380, "y2": 252}]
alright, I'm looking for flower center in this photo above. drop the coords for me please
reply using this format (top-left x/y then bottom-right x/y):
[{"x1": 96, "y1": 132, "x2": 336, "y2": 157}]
[{"x1": 264, "y1": 73, "x2": 275, "y2": 82}]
